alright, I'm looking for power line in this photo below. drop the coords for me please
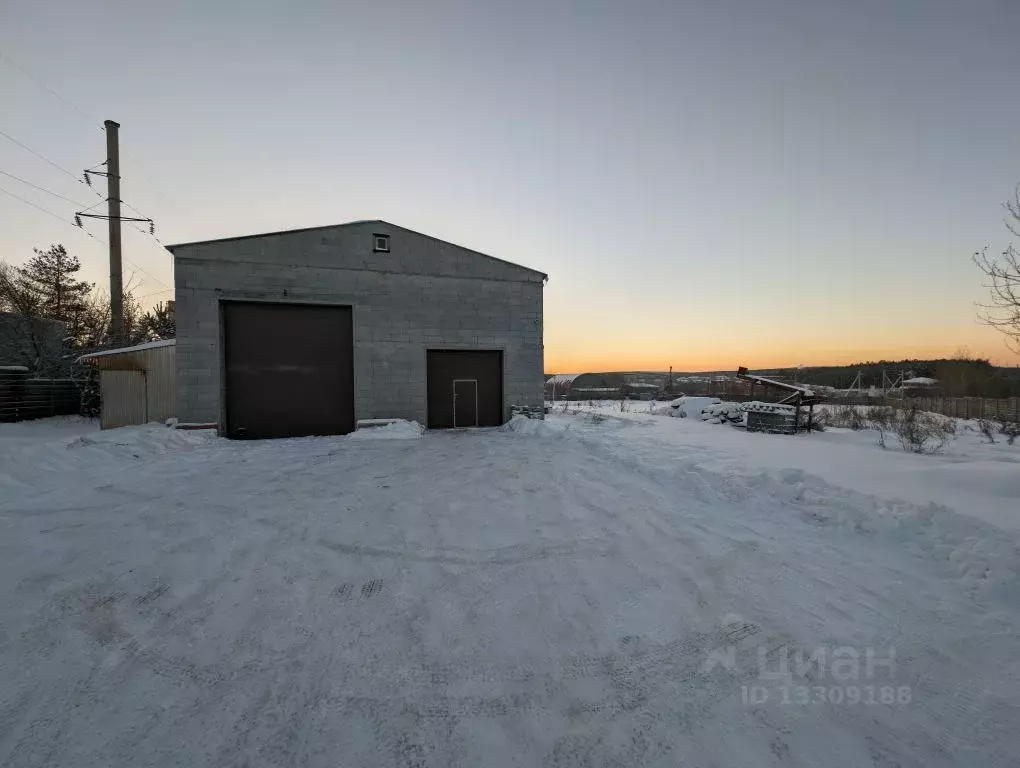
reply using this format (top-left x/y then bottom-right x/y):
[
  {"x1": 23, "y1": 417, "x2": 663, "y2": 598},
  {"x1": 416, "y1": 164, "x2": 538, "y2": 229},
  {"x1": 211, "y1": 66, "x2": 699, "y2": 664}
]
[
  {"x1": 0, "y1": 116, "x2": 174, "y2": 298},
  {"x1": 78, "y1": 198, "x2": 107, "y2": 215},
  {"x1": 0, "y1": 51, "x2": 101, "y2": 126},
  {"x1": 120, "y1": 200, "x2": 150, "y2": 220},
  {"x1": 0, "y1": 184, "x2": 94, "y2": 234},
  {"x1": 0, "y1": 169, "x2": 89, "y2": 206},
  {"x1": 120, "y1": 241, "x2": 173, "y2": 289},
  {"x1": 2, "y1": 52, "x2": 183, "y2": 216},
  {"x1": 0, "y1": 184, "x2": 172, "y2": 293},
  {"x1": 120, "y1": 198, "x2": 168, "y2": 245},
  {"x1": 0, "y1": 127, "x2": 102, "y2": 195},
  {"x1": 134, "y1": 288, "x2": 174, "y2": 301},
  {"x1": 123, "y1": 264, "x2": 171, "y2": 290}
]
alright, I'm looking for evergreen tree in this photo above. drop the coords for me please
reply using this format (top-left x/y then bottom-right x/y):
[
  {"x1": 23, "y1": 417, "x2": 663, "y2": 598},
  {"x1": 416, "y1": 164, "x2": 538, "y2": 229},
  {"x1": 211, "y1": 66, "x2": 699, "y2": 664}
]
[
  {"x1": 137, "y1": 301, "x2": 176, "y2": 341},
  {"x1": 16, "y1": 245, "x2": 93, "y2": 321}
]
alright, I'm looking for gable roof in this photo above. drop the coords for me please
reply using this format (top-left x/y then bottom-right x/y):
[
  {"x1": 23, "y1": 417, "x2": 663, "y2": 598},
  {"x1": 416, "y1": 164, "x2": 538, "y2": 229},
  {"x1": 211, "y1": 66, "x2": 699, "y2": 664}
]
[{"x1": 166, "y1": 219, "x2": 546, "y2": 279}]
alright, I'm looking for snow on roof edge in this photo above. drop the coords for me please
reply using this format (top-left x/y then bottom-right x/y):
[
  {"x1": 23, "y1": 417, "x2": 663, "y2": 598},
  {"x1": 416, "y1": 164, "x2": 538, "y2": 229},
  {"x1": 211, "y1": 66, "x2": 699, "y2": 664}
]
[
  {"x1": 546, "y1": 373, "x2": 583, "y2": 385},
  {"x1": 78, "y1": 338, "x2": 176, "y2": 362}
]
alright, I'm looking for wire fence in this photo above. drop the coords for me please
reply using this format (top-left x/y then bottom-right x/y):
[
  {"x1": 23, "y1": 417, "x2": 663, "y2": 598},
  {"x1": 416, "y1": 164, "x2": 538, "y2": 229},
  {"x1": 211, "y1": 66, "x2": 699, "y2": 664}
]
[
  {"x1": 0, "y1": 369, "x2": 82, "y2": 422},
  {"x1": 894, "y1": 396, "x2": 1020, "y2": 422}
]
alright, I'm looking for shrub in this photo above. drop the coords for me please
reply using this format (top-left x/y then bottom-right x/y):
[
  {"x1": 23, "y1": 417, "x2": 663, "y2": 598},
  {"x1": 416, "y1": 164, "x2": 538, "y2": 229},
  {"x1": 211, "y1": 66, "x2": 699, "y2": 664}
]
[
  {"x1": 824, "y1": 402, "x2": 867, "y2": 430},
  {"x1": 890, "y1": 405, "x2": 956, "y2": 454},
  {"x1": 866, "y1": 406, "x2": 893, "y2": 430},
  {"x1": 800, "y1": 409, "x2": 826, "y2": 432},
  {"x1": 1001, "y1": 420, "x2": 1020, "y2": 446},
  {"x1": 867, "y1": 406, "x2": 894, "y2": 449},
  {"x1": 976, "y1": 418, "x2": 998, "y2": 444}
]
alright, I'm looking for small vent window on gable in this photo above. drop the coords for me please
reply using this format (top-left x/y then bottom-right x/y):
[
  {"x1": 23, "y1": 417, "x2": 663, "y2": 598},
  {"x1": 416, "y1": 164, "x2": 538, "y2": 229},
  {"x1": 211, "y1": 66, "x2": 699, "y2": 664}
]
[{"x1": 373, "y1": 234, "x2": 390, "y2": 253}]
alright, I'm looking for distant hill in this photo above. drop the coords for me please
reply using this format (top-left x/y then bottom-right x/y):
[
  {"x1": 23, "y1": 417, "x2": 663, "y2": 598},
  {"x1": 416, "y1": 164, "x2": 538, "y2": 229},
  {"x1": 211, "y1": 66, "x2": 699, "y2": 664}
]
[
  {"x1": 749, "y1": 359, "x2": 1020, "y2": 397},
  {"x1": 549, "y1": 359, "x2": 1020, "y2": 398}
]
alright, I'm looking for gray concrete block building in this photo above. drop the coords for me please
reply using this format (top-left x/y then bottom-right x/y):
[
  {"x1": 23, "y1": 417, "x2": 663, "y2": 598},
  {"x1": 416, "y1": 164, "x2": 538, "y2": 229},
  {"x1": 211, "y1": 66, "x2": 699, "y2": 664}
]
[{"x1": 168, "y1": 220, "x2": 545, "y2": 438}]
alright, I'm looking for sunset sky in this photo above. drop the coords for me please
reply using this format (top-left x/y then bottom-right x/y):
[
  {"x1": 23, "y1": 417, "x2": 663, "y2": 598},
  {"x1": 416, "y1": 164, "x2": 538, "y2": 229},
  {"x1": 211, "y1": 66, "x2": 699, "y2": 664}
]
[{"x1": 3, "y1": 0, "x2": 1019, "y2": 371}]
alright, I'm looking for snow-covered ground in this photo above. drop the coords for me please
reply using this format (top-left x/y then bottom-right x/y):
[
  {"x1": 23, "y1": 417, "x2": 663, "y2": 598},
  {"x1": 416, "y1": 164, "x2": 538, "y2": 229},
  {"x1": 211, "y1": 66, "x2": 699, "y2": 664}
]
[
  {"x1": 549, "y1": 400, "x2": 1020, "y2": 531},
  {"x1": 1, "y1": 416, "x2": 1019, "y2": 766},
  {"x1": 0, "y1": 415, "x2": 99, "y2": 444}
]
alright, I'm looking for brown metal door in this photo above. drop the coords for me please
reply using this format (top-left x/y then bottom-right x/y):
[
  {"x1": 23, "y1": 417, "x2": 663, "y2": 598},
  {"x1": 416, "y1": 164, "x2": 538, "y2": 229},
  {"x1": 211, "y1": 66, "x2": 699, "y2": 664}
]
[
  {"x1": 223, "y1": 302, "x2": 354, "y2": 439},
  {"x1": 426, "y1": 350, "x2": 503, "y2": 428}
]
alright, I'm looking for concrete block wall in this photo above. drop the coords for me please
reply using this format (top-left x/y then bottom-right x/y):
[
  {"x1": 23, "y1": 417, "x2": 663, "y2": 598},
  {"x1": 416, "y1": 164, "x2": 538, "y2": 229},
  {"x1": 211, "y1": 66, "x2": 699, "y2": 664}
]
[{"x1": 172, "y1": 221, "x2": 545, "y2": 428}]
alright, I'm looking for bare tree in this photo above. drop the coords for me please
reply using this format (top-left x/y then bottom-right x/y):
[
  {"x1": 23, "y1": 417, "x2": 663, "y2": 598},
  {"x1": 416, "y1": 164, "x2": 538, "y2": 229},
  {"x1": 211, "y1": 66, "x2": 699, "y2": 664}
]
[{"x1": 975, "y1": 184, "x2": 1020, "y2": 355}]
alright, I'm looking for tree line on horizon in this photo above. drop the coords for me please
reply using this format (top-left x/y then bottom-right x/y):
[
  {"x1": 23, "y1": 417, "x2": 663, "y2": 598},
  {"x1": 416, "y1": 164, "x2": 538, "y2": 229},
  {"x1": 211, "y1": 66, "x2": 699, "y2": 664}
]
[
  {"x1": 762, "y1": 355, "x2": 1019, "y2": 398},
  {"x1": 604, "y1": 356, "x2": 1019, "y2": 398}
]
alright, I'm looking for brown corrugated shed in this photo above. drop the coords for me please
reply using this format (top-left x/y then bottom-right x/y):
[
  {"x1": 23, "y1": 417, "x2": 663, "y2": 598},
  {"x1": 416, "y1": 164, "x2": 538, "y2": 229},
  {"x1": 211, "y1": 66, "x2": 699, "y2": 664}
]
[{"x1": 80, "y1": 340, "x2": 175, "y2": 428}]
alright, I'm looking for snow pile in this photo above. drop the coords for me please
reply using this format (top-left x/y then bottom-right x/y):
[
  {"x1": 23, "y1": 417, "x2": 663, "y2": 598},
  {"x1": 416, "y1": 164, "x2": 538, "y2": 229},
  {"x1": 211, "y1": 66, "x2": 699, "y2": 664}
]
[
  {"x1": 746, "y1": 467, "x2": 1020, "y2": 601},
  {"x1": 0, "y1": 422, "x2": 216, "y2": 494},
  {"x1": 667, "y1": 396, "x2": 720, "y2": 419},
  {"x1": 349, "y1": 419, "x2": 424, "y2": 440},
  {"x1": 667, "y1": 396, "x2": 744, "y2": 425},
  {"x1": 500, "y1": 414, "x2": 570, "y2": 436},
  {"x1": 62, "y1": 424, "x2": 215, "y2": 458}
]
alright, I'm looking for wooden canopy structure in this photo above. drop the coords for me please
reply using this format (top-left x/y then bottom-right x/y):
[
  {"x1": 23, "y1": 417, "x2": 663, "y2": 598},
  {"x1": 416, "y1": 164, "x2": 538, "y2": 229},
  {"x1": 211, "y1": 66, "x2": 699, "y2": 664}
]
[{"x1": 736, "y1": 366, "x2": 823, "y2": 433}]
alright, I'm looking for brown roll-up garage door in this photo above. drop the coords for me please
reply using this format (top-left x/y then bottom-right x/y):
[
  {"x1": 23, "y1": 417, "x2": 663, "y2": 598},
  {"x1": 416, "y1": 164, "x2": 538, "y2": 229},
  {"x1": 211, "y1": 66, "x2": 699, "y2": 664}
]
[
  {"x1": 426, "y1": 350, "x2": 504, "y2": 428},
  {"x1": 223, "y1": 302, "x2": 354, "y2": 439}
]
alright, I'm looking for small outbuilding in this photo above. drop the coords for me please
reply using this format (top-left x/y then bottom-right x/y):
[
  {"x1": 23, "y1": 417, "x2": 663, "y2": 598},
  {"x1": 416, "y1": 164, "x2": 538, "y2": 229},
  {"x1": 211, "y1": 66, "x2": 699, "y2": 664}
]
[{"x1": 79, "y1": 340, "x2": 175, "y2": 429}]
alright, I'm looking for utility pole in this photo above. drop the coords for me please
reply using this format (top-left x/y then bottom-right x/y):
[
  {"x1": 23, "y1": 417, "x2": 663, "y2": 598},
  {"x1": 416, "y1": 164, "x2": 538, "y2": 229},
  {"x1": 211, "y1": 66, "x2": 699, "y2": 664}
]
[
  {"x1": 76, "y1": 121, "x2": 156, "y2": 349},
  {"x1": 105, "y1": 119, "x2": 123, "y2": 345}
]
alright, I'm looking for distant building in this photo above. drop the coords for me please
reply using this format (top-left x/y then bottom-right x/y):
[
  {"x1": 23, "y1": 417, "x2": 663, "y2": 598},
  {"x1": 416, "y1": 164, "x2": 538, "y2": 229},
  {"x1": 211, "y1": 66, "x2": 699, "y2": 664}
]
[
  {"x1": 545, "y1": 373, "x2": 624, "y2": 400},
  {"x1": 624, "y1": 382, "x2": 661, "y2": 398},
  {"x1": 900, "y1": 376, "x2": 940, "y2": 396},
  {"x1": 0, "y1": 311, "x2": 67, "y2": 375}
]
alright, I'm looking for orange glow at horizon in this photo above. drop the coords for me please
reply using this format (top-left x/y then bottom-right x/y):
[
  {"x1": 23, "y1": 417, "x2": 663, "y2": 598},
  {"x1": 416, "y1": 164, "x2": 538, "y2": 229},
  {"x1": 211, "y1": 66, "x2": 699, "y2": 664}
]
[{"x1": 544, "y1": 339, "x2": 1018, "y2": 373}]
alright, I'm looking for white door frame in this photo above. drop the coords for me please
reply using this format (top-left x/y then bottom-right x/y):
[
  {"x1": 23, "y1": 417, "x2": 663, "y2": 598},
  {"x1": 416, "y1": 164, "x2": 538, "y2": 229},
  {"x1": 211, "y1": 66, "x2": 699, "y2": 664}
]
[{"x1": 452, "y1": 378, "x2": 478, "y2": 428}]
